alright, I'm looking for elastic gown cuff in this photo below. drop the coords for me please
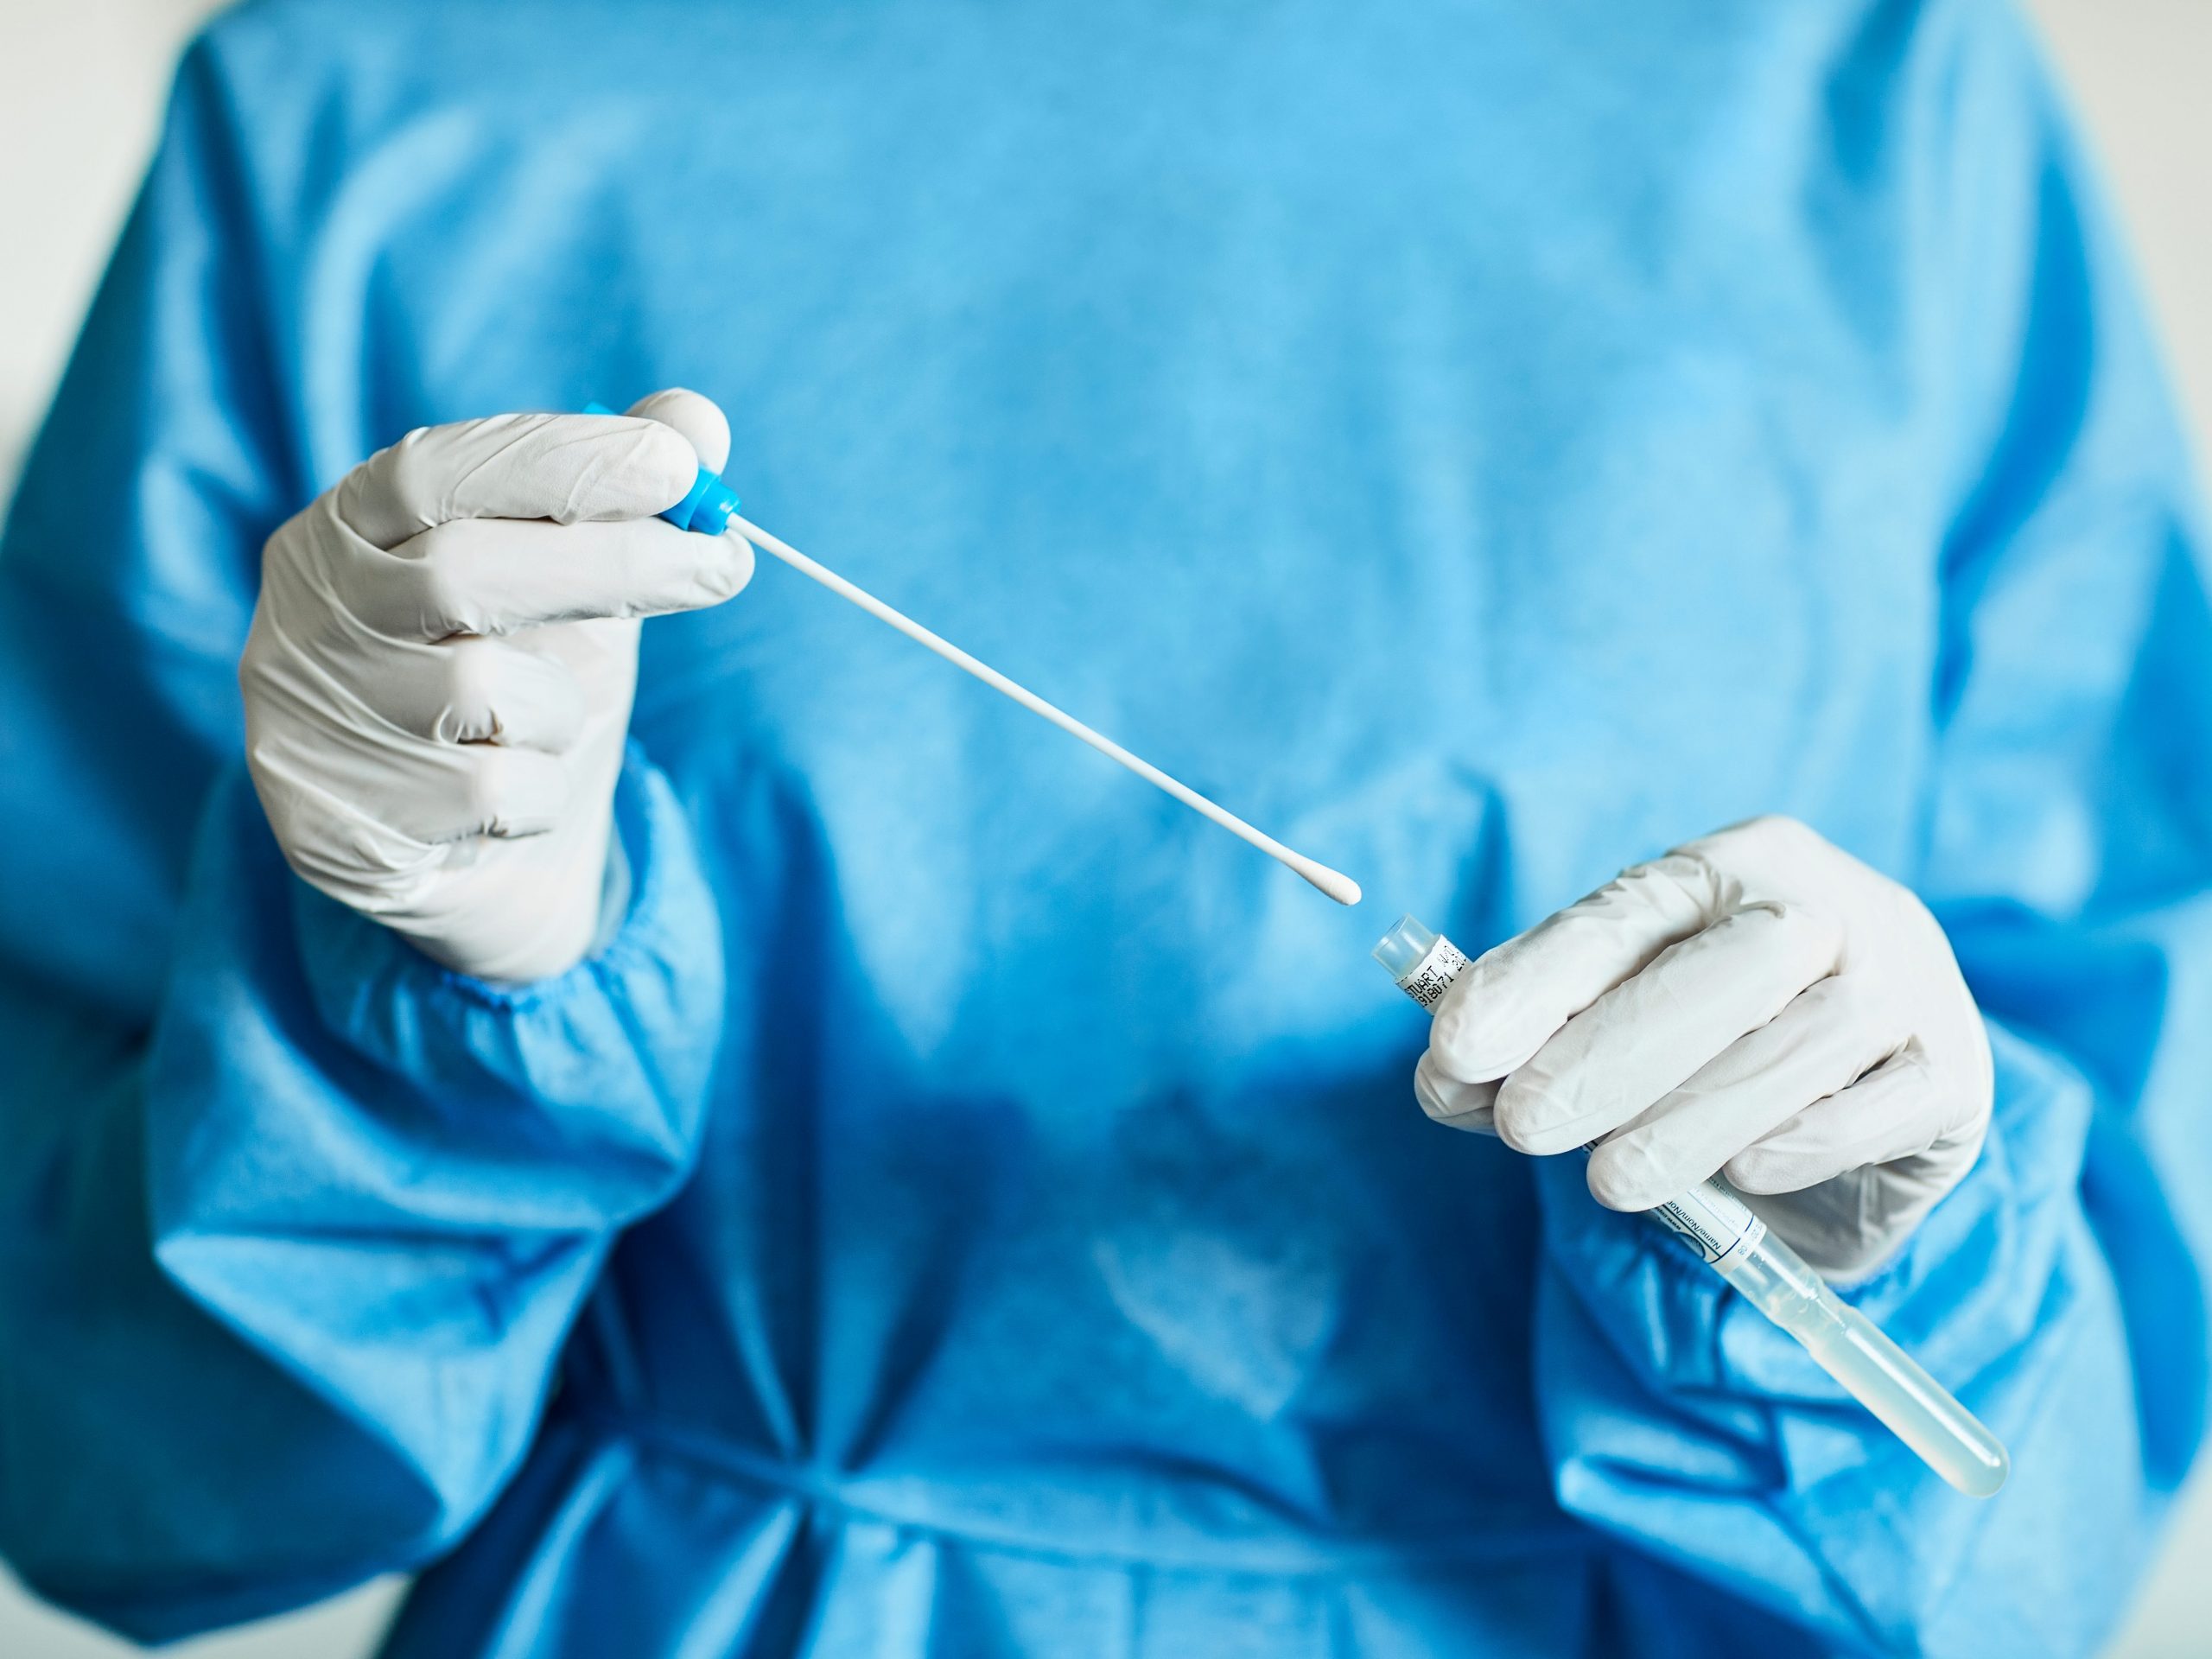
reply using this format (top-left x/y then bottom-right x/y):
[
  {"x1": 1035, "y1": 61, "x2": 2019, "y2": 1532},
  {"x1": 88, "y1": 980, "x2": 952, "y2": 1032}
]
[{"x1": 290, "y1": 745, "x2": 727, "y2": 1172}]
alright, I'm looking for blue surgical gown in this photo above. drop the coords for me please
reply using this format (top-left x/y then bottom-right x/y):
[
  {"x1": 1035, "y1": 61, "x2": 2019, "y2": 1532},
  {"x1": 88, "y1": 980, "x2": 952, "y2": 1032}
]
[{"x1": 3, "y1": 1, "x2": 2210, "y2": 1654}]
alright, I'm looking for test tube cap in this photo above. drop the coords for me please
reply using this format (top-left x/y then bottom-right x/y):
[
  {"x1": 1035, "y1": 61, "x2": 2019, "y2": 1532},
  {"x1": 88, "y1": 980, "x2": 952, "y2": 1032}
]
[{"x1": 1372, "y1": 914, "x2": 1440, "y2": 982}]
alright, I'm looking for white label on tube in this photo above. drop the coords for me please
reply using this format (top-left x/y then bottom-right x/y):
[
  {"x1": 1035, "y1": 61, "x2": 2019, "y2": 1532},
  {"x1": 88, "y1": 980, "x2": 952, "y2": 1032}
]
[
  {"x1": 1396, "y1": 937, "x2": 1471, "y2": 1010},
  {"x1": 1645, "y1": 1176, "x2": 1768, "y2": 1267}
]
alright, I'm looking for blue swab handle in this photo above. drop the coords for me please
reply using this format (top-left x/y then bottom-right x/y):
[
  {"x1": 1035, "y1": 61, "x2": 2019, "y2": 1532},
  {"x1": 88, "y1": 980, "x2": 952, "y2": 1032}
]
[{"x1": 582, "y1": 400, "x2": 741, "y2": 535}]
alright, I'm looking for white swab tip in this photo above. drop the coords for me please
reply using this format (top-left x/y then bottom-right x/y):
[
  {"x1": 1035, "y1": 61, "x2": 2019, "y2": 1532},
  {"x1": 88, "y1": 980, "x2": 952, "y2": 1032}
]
[{"x1": 1296, "y1": 861, "x2": 1363, "y2": 906}]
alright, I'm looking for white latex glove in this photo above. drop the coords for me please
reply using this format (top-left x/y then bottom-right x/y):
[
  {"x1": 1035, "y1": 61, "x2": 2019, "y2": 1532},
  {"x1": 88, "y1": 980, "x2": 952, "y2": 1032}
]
[
  {"x1": 241, "y1": 391, "x2": 752, "y2": 982},
  {"x1": 1414, "y1": 817, "x2": 1993, "y2": 1278}
]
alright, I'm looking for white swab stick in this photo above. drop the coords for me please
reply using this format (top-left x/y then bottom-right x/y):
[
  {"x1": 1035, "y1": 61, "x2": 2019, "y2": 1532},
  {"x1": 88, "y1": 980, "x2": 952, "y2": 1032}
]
[{"x1": 724, "y1": 514, "x2": 1363, "y2": 906}]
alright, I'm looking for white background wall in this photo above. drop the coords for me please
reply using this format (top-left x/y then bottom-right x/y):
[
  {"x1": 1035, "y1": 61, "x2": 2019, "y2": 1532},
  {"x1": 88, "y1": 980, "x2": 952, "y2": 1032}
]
[{"x1": 0, "y1": 1, "x2": 2206, "y2": 1654}]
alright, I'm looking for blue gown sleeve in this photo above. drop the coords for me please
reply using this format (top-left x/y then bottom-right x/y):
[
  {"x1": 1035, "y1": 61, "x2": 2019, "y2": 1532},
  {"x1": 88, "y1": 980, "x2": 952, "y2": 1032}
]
[
  {"x1": 0, "y1": 38, "x2": 727, "y2": 1645},
  {"x1": 1529, "y1": 10, "x2": 2212, "y2": 1656}
]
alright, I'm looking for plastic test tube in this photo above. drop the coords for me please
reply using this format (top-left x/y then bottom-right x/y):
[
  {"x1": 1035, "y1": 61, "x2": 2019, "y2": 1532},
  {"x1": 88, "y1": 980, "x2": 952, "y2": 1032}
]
[{"x1": 1373, "y1": 915, "x2": 2010, "y2": 1498}]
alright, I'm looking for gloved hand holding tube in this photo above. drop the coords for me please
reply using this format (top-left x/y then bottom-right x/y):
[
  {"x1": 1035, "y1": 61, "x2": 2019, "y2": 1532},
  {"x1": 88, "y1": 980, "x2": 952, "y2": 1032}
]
[
  {"x1": 1408, "y1": 816, "x2": 1993, "y2": 1279},
  {"x1": 1377, "y1": 816, "x2": 2010, "y2": 1496},
  {"x1": 240, "y1": 391, "x2": 753, "y2": 982}
]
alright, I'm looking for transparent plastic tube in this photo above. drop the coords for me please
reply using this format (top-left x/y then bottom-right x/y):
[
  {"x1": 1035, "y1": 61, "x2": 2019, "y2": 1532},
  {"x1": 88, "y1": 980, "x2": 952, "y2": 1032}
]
[{"x1": 1375, "y1": 914, "x2": 2009, "y2": 1497}]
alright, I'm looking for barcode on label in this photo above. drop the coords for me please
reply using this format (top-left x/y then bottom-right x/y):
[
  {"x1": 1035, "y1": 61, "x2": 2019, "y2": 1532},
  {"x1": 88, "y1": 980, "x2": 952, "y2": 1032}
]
[
  {"x1": 1402, "y1": 940, "x2": 1471, "y2": 1009},
  {"x1": 1647, "y1": 1180, "x2": 1767, "y2": 1267}
]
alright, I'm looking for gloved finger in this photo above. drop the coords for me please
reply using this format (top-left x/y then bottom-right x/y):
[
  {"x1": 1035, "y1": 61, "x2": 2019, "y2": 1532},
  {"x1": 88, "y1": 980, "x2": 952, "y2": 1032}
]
[
  {"x1": 361, "y1": 516, "x2": 752, "y2": 638},
  {"x1": 1492, "y1": 899, "x2": 1842, "y2": 1156},
  {"x1": 1412, "y1": 1052, "x2": 1500, "y2": 1134},
  {"x1": 625, "y1": 387, "x2": 731, "y2": 474},
  {"x1": 1428, "y1": 852, "x2": 1722, "y2": 1084},
  {"x1": 335, "y1": 410, "x2": 703, "y2": 550},
  {"x1": 384, "y1": 745, "x2": 569, "y2": 842},
  {"x1": 1723, "y1": 1045, "x2": 1986, "y2": 1195},
  {"x1": 374, "y1": 635, "x2": 588, "y2": 752},
  {"x1": 1582, "y1": 973, "x2": 1902, "y2": 1210}
]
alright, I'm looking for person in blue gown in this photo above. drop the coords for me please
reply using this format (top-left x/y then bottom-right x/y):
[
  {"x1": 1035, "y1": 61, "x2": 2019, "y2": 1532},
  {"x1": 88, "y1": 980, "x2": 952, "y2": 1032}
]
[{"x1": 3, "y1": 2, "x2": 2209, "y2": 1654}]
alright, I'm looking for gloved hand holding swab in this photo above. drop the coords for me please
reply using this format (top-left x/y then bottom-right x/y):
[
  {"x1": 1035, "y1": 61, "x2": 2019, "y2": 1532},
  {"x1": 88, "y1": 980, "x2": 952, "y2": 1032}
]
[{"x1": 592, "y1": 404, "x2": 1363, "y2": 906}]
